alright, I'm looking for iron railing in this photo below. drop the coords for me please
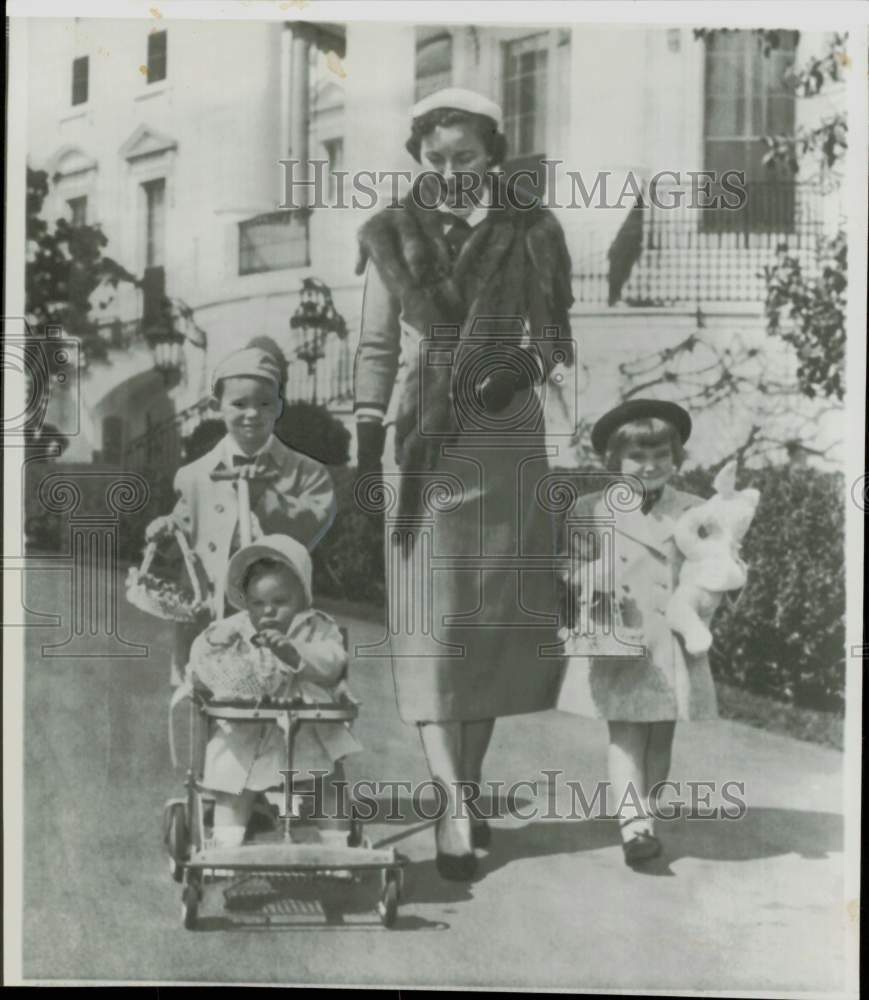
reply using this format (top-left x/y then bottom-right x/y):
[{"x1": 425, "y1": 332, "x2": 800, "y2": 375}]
[{"x1": 575, "y1": 181, "x2": 840, "y2": 306}]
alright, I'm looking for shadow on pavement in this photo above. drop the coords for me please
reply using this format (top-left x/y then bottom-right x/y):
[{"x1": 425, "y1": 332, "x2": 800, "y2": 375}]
[{"x1": 460, "y1": 807, "x2": 843, "y2": 885}]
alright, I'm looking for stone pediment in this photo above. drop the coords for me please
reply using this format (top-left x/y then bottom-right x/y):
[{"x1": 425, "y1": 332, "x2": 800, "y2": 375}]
[{"x1": 119, "y1": 124, "x2": 178, "y2": 162}]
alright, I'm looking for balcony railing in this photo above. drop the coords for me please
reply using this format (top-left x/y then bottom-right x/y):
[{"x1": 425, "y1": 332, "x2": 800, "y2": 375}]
[
  {"x1": 124, "y1": 395, "x2": 214, "y2": 475},
  {"x1": 576, "y1": 181, "x2": 839, "y2": 307}
]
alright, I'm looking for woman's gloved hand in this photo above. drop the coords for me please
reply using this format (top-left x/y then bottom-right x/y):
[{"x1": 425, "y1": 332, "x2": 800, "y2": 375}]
[
  {"x1": 474, "y1": 367, "x2": 534, "y2": 414},
  {"x1": 356, "y1": 419, "x2": 387, "y2": 477}
]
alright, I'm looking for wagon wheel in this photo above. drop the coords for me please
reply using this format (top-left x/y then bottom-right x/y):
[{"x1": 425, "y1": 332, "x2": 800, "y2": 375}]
[
  {"x1": 182, "y1": 871, "x2": 202, "y2": 930},
  {"x1": 167, "y1": 803, "x2": 189, "y2": 883},
  {"x1": 321, "y1": 895, "x2": 344, "y2": 925},
  {"x1": 347, "y1": 817, "x2": 364, "y2": 848},
  {"x1": 377, "y1": 870, "x2": 400, "y2": 928}
]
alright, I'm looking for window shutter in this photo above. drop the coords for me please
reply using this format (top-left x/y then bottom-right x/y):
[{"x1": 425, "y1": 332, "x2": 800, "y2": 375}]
[{"x1": 71, "y1": 56, "x2": 89, "y2": 105}]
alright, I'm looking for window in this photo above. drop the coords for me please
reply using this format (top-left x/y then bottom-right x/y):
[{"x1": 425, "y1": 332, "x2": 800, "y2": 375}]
[
  {"x1": 142, "y1": 178, "x2": 166, "y2": 268},
  {"x1": 703, "y1": 30, "x2": 798, "y2": 230},
  {"x1": 502, "y1": 34, "x2": 550, "y2": 201},
  {"x1": 239, "y1": 211, "x2": 309, "y2": 274},
  {"x1": 71, "y1": 55, "x2": 89, "y2": 105},
  {"x1": 415, "y1": 32, "x2": 452, "y2": 101},
  {"x1": 147, "y1": 30, "x2": 168, "y2": 84},
  {"x1": 67, "y1": 196, "x2": 88, "y2": 228},
  {"x1": 502, "y1": 34, "x2": 549, "y2": 158}
]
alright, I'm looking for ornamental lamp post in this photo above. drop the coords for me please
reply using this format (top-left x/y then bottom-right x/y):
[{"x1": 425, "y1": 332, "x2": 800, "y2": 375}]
[
  {"x1": 289, "y1": 277, "x2": 348, "y2": 405},
  {"x1": 144, "y1": 322, "x2": 186, "y2": 380},
  {"x1": 142, "y1": 288, "x2": 207, "y2": 384}
]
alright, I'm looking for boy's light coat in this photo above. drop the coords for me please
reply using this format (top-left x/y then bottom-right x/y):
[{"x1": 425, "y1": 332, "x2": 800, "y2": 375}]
[{"x1": 171, "y1": 435, "x2": 336, "y2": 614}]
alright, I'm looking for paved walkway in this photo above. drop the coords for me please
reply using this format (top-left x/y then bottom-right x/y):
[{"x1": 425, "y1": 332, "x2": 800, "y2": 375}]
[{"x1": 18, "y1": 568, "x2": 849, "y2": 990}]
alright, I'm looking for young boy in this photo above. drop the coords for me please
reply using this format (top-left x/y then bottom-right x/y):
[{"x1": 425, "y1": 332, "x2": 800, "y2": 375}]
[
  {"x1": 146, "y1": 346, "x2": 337, "y2": 681},
  {"x1": 186, "y1": 534, "x2": 361, "y2": 847}
]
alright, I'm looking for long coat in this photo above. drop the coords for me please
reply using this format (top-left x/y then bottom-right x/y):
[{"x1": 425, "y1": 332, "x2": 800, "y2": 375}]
[
  {"x1": 557, "y1": 484, "x2": 720, "y2": 722},
  {"x1": 354, "y1": 183, "x2": 574, "y2": 723}
]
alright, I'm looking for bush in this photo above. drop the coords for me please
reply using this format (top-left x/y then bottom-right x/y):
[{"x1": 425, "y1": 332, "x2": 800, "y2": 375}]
[
  {"x1": 673, "y1": 464, "x2": 846, "y2": 713},
  {"x1": 312, "y1": 465, "x2": 385, "y2": 606},
  {"x1": 275, "y1": 401, "x2": 351, "y2": 467},
  {"x1": 183, "y1": 418, "x2": 227, "y2": 464}
]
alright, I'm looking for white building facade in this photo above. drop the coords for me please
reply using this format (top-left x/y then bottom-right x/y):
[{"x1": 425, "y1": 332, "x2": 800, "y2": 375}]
[{"x1": 24, "y1": 17, "x2": 846, "y2": 469}]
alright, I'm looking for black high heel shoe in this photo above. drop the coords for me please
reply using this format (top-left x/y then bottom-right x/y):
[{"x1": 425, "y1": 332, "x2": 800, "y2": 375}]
[
  {"x1": 470, "y1": 818, "x2": 491, "y2": 849},
  {"x1": 434, "y1": 815, "x2": 477, "y2": 882}
]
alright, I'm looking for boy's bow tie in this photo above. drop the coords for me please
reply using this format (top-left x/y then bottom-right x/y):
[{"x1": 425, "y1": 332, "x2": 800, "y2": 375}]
[{"x1": 232, "y1": 454, "x2": 258, "y2": 467}]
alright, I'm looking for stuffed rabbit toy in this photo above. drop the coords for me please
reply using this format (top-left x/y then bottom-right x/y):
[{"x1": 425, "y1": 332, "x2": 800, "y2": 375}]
[{"x1": 666, "y1": 461, "x2": 760, "y2": 656}]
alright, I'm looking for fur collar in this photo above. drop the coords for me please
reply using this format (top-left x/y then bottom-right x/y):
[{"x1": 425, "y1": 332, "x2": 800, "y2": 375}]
[{"x1": 355, "y1": 175, "x2": 574, "y2": 325}]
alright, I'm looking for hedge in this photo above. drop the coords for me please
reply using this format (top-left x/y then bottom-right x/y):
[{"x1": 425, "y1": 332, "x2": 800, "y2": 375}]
[
  {"x1": 311, "y1": 465, "x2": 385, "y2": 606},
  {"x1": 673, "y1": 464, "x2": 846, "y2": 713}
]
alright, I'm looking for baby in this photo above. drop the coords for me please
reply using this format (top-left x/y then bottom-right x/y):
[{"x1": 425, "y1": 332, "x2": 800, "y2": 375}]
[{"x1": 186, "y1": 534, "x2": 360, "y2": 847}]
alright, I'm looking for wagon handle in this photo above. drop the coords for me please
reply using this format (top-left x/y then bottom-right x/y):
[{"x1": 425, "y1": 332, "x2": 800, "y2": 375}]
[
  {"x1": 173, "y1": 527, "x2": 204, "y2": 606},
  {"x1": 209, "y1": 468, "x2": 279, "y2": 549},
  {"x1": 139, "y1": 539, "x2": 157, "y2": 578},
  {"x1": 209, "y1": 469, "x2": 280, "y2": 482}
]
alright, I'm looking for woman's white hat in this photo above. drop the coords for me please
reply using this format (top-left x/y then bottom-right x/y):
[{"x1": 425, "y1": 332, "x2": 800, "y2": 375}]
[
  {"x1": 410, "y1": 87, "x2": 504, "y2": 132},
  {"x1": 225, "y1": 534, "x2": 313, "y2": 610}
]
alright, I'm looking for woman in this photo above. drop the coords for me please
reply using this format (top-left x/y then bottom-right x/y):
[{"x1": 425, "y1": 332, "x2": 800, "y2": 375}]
[{"x1": 353, "y1": 88, "x2": 574, "y2": 880}]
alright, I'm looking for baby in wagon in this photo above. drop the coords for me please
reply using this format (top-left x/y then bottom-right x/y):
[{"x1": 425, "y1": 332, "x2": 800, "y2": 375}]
[{"x1": 186, "y1": 533, "x2": 361, "y2": 847}]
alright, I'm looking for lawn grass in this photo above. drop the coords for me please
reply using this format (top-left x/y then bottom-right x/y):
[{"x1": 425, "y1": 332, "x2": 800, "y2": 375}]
[{"x1": 716, "y1": 681, "x2": 844, "y2": 751}]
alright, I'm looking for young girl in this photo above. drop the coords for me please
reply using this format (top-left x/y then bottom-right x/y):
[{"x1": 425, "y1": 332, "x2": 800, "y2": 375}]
[
  {"x1": 186, "y1": 534, "x2": 360, "y2": 847},
  {"x1": 558, "y1": 399, "x2": 719, "y2": 866}
]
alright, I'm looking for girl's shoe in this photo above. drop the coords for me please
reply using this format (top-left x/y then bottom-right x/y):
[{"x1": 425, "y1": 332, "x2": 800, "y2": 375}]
[{"x1": 619, "y1": 817, "x2": 662, "y2": 866}]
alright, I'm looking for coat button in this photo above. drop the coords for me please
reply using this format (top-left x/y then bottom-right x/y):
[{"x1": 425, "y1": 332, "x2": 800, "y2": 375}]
[
  {"x1": 215, "y1": 504, "x2": 225, "y2": 513},
  {"x1": 208, "y1": 542, "x2": 217, "y2": 552}
]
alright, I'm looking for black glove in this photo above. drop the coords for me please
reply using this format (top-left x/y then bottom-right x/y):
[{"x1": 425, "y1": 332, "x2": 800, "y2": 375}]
[
  {"x1": 475, "y1": 366, "x2": 535, "y2": 414},
  {"x1": 356, "y1": 420, "x2": 386, "y2": 476}
]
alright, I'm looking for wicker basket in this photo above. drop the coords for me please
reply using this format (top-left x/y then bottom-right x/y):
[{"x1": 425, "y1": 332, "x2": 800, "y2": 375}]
[{"x1": 126, "y1": 528, "x2": 211, "y2": 623}]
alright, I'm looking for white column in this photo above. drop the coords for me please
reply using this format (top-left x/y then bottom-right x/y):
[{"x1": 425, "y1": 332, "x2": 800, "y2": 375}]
[
  {"x1": 556, "y1": 26, "x2": 651, "y2": 293},
  {"x1": 343, "y1": 22, "x2": 416, "y2": 206}
]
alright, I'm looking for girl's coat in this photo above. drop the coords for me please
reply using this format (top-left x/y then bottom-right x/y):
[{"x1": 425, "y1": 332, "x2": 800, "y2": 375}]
[{"x1": 557, "y1": 483, "x2": 720, "y2": 722}]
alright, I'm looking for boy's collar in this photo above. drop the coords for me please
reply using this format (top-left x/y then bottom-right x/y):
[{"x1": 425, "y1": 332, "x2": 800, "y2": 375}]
[{"x1": 223, "y1": 433, "x2": 277, "y2": 464}]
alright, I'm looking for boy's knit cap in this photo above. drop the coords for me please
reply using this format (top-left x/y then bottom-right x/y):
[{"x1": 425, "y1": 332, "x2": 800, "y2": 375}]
[{"x1": 211, "y1": 347, "x2": 282, "y2": 395}]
